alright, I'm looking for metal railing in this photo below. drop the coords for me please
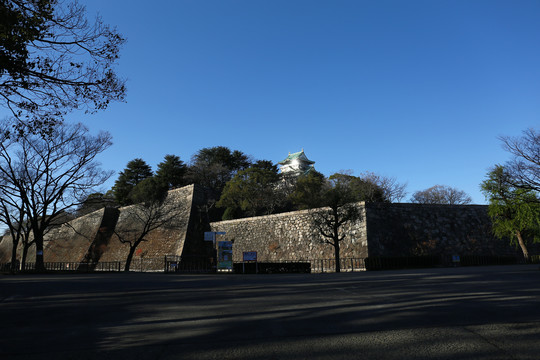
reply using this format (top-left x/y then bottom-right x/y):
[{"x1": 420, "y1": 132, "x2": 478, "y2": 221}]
[
  {"x1": 1, "y1": 255, "x2": 529, "y2": 274},
  {"x1": 165, "y1": 255, "x2": 214, "y2": 273}
]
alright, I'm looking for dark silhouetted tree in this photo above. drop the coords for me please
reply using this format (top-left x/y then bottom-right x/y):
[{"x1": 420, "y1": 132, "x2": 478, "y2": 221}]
[
  {"x1": 0, "y1": 121, "x2": 112, "y2": 271},
  {"x1": 186, "y1": 146, "x2": 252, "y2": 221},
  {"x1": 293, "y1": 172, "x2": 364, "y2": 272},
  {"x1": 217, "y1": 162, "x2": 282, "y2": 219},
  {"x1": 112, "y1": 159, "x2": 153, "y2": 206},
  {"x1": 359, "y1": 171, "x2": 408, "y2": 203},
  {"x1": 499, "y1": 128, "x2": 540, "y2": 194},
  {"x1": 155, "y1": 154, "x2": 187, "y2": 189},
  {"x1": 113, "y1": 177, "x2": 182, "y2": 271},
  {"x1": 0, "y1": 0, "x2": 126, "y2": 135}
]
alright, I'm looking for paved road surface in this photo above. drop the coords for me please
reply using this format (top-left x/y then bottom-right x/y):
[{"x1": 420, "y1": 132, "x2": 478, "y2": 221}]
[{"x1": 1, "y1": 265, "x2": 539, "y2": 359}]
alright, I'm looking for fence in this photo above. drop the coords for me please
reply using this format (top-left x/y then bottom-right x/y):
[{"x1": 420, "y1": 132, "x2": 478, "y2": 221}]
[
  {"x1": 0, "y1": 254, "x2": 530, "y2": 274},
  {"x1": 309, "y1": 258, "x2": 366, "y2": 273},
  {"x1": 165, "y1": 256, "x2": 214, "y2": 273},
  {"x1": 8, "y1": 258, "x2": 166, "y2": 272}
]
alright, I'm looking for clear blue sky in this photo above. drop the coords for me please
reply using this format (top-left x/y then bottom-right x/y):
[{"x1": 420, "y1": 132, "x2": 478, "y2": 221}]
[{"x1": 22, "y1": 1, "x2": 540, "y2": 203}]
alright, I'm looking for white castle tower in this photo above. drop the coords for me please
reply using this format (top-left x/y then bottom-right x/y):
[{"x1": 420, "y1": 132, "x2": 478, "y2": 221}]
[{"x1": 278, "y1": 149, "x2": 315, "y2": 177}]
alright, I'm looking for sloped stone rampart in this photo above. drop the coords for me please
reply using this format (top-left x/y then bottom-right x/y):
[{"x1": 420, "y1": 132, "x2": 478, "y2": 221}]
[
  {"x1": 99, "y1": 185, "x2": 197, "y2": 265},
  {"x1": 0, "y1": 184, "x2": 202, "y2": 270},
  {"x1": 210, "y1": 205, "x2": 368, "y2": 262},
  {"x1": 44, "y1": 208, "x2": 118, "y2": 263},
  {"x1": 0, "y1": 235, "x2": 13, "y2": 263},
  {"x1": 0, "y1": 208, "x2": 116, "y2": 265}
]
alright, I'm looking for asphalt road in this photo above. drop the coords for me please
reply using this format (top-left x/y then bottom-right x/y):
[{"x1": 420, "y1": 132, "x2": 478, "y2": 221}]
[{"x1": 1, "y1": 265, "x2": 540, "y2": 359}]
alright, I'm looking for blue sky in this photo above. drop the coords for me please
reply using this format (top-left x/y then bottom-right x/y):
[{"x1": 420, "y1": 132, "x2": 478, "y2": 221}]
[{"x1": 16, "y1": 0, "x2": 540, "y2": 204}]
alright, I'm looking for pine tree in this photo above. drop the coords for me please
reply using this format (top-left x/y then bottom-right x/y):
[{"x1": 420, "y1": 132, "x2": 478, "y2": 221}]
[
  {"x1": 155, "y1": 155, "x2": 187, "y2": 189},
  {"x1": 112, "y1": 159, "x2": 153, "y2": 205}
]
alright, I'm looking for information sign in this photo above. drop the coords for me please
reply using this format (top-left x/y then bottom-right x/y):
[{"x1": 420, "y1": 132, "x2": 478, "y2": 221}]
[
  {"x1": 217, "y1": 241, "x2": 233, "y2": 270},
  {"x1": 243, "y1": 251, "x2": 257, "y2": 262}
]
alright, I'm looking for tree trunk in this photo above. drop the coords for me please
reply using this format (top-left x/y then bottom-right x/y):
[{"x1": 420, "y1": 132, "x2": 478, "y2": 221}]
[
  {"x1": 21, "y1": 243, "x2": 29, "y2": 271},
  {"x1": 10, "y1": 238, "x2": 20, "y2": 273},
  {"x1": 124, "y1": 247, "x2": 135, "y2": 271},
  {"x1": 34, "y1": 234, "x2": 46, "y2": 272},
  {"x1": 333, "y1": 237, "x2": 341, "y2": 273},
  {"x1": 516, "y1": 230, "x2": 529, "y2": 262},
  {"x1": 333, "y1": 217, "x2": 341, "y2": 273}
]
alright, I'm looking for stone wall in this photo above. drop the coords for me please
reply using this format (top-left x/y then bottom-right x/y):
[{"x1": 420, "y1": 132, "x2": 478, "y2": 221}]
[
  {"x1": 0, "y1": 184, "x2": 205, "y2": 269},
  {"x1": 211, "y1": 202, "x2": 537, "y2": 263},
  {"x1": 44, "y1": 208, "x2": 118, "y2": 263},
  {"x1": 364, "y1": 203, "x2": 529, "y2": 259},
  {"x1": 0, "y1": 208, "x2": 116, "y2": 265},
  {"x1": 210, "y1": 205, "x2": 368, "y2": 262},
  {"x1": 98, "y1": 185, "x2": 204, "y2": 266},
  {"x1": 3, "y1": 188, "x2": 536, "y2": 270},
  {"x1": 0, "y1": 235, "x2": 14, "y2": 263}
]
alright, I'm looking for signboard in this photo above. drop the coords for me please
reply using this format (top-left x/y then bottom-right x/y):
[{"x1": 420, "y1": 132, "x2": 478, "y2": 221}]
[
  {"x1": 243, "y1": 251, "x2": 257, "y2": 262},
  {"x1": 217, "y1": 241, "x2": 233, "y2": 270},
  {"x1": 204, "y1": 232, "x2": 215, "y2": 241}
]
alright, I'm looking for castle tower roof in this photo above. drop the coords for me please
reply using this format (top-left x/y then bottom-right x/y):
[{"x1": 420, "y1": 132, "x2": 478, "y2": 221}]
[{"x1": 278, "y1": 149, "x2": 315, "y2": 176}]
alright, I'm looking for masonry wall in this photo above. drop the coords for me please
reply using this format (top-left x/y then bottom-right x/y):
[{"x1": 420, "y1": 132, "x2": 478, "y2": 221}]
[
  {"x1": 0, "y1": 235, "x2": 14, "y2": 263},
  {"x1": 0, "y1": 184, "x2": 203, "y2": 270},
  {"x1": 98, "y1": 185, "x2": 200, "y2": 267},
  {"x1": 210, "y1": 205, "x2": 368, "y2": 262},
  {"x1": 210, "y1": 202, "x2": 537, "y2": 264},
  {"x1": 364, "y1": 203, "x2": 533, "y2": 260},
  {"x1": 0, "y1": 208, "x2": 116, "y2": 265},
  {"x1": 44, "y1": 208, "x2": 118, "y2": 264}
]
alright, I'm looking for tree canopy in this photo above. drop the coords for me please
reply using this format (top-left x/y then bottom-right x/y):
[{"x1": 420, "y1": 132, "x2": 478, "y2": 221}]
[
  {"x1": 481, "y1": 165, "x2": 540, "y2": 260},
  {"x1": 112, "y1": 158, "x2": 153, "y2": 206},
  {"x1": 0, "y1": 0, "x2": 126, "y2": 135},
  {"x1": 500, "y1": 128, "x2": 540, "y2": 194},
  {"x1": 113, "y1": 176, "x2": 181, "y2": 272},
  {"x1": 291, "y1": 172, "x2": 388, "y2": 209},
  {"x1": 300, "y1": 173, "x2": 364, "y2": 272},
  {"x1": 410, "y1": 185, "x2": 472, "y2": 205},
  {"x1": 186, "y1": 146, "x2": 253, "y2": 221},
  {"x1": 0, "y1": 121, "x2": 113, "y2": 271},
  {"x1": 155, "y1": 154, "x2": 187, "y2": 190},
  {"x1": 217, "y1": 163, "x2": 282, "y2": 219}
]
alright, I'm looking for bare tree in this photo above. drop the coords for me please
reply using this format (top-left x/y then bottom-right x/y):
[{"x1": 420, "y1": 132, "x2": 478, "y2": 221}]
[
  {"x1": 302, "y1": 175, "x2": 363, "y2": 273},
  {"x1": 0, "y1": 121, "x2": 112, "y2": 271},
  {"x1": 359, "y1": 171, "x2": 408, "y2": 203},
  {"x1": 1, "y1": 0, "x2": 126, "y2": 135},
  {"x1": 112, "y1": 178, "x2": 186, "y2": 271},
  {"x1": 500, "y1": 128, "x2": 540, "y2": 194},
  {"x1": 410, "y1": 185, "x2": 472, "y2": 205},
  {"x1": 0, "y1": 181, "x2": 31, "y2": 272}
]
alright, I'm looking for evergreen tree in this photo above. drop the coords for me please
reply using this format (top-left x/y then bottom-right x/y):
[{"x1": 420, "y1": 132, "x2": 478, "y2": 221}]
[
  {"x1": 155, "y1": 155, "x2": 187, "y2": 189},
  {"x1": 112, "y1": 159, "x2": 153, "y2": 205},
  {"x1": 217, "y1": 164, "x2": 281, "y2": 219},
  {"x1": 481, "y1": 165, "x2": 540, "y2": 261},
  {"x1": 186, "y1": 146, "x2": 252, "y2": 221}
]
